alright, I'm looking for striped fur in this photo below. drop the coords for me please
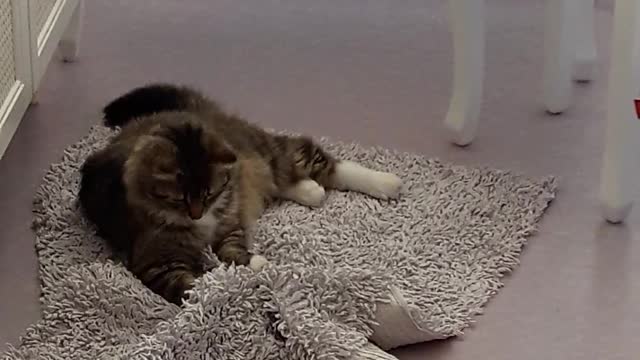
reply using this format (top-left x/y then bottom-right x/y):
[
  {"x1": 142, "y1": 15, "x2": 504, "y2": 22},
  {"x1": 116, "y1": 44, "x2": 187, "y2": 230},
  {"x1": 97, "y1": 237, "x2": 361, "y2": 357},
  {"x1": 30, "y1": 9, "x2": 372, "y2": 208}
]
[{"x1": 80, "y1": 84, "x2": 342, "y2": 304}]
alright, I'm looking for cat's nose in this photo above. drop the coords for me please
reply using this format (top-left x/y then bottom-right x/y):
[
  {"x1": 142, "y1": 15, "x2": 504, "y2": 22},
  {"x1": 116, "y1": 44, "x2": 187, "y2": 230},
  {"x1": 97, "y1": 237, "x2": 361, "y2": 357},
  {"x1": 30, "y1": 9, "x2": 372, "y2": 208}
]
[{"x1": 188, "y1": 202, "x2": 204, "y2": 219}]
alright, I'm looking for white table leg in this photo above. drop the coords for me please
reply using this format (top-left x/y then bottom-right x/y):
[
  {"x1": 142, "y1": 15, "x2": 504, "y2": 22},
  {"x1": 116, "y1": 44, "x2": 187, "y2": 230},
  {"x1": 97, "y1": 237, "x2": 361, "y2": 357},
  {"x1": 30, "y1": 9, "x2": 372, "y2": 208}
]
[
  {"x1": 59, "y1": 0, "x2": 84, "y2": 62},
  {"x1": 543, "y1": 0, "x2": 578, "y2": 114},
  {"x1": 444, "y1": 0, "x2": 485, "y2": 146},
  {"x1": 600, "y1": 0, "x2": 640, "y2": 223},
  {"x1": 573, "y1": 0, "x2": 597, "y2": 82}
]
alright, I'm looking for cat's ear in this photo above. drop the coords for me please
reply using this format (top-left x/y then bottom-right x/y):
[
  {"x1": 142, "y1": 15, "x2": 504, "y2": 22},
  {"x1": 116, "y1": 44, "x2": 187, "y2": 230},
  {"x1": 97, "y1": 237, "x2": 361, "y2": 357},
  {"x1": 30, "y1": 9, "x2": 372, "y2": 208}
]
[
  {"x1": 203, "y1": 130, "x2": 237, "y2": 164},
  {"x1": 212, "y1": 145, "x2": 237, "y2": 164},
  {"x1": 134, "y1": 135, "x2": 175, "y2": 158}
]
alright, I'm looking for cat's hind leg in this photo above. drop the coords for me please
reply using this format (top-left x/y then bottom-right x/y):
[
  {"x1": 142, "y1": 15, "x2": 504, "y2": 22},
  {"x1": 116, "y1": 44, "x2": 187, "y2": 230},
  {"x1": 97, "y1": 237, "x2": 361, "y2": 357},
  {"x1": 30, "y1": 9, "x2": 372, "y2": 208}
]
[
  {"x1": 331, "y1": 160, "x2": 402, "y2": 200},
  {"x1": 279, "y1": 135, "x2": 402, "y2": 202},
  {"x1": 280, "y1": 179, "x2": 326, "y2": 207},
  {"x1": 280, "y1": 163, "x2": 402, "y2": 206}
]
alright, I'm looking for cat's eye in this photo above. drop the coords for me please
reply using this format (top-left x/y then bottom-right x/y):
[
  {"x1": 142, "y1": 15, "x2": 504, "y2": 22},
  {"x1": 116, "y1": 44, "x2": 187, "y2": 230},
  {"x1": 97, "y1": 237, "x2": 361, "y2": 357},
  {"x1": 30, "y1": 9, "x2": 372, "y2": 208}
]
[
  {"x1": 152, "y1": 193, "x2": 168, "y2": 200},
  {"x1": 172, "y1": 196, "x2": 185, "y2": 203},
  {"x1": 153, "y1": 192, "x2": 184, "y2": 203},
  {"x1": 152, "y1": 183, "x2": 184, "y2": 203}
]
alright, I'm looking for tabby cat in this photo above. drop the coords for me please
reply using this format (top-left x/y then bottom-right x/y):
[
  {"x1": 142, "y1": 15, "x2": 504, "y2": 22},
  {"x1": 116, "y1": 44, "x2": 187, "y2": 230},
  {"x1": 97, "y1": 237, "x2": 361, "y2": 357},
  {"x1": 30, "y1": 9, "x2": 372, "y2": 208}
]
[{"x1": 79, "y1": 84, "x2": 402, "y2": 304}]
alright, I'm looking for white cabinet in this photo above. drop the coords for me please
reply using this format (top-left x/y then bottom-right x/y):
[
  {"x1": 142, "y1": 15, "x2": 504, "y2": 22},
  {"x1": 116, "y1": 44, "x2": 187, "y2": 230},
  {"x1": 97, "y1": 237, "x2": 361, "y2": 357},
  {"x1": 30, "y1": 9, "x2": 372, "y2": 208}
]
[
  {"x1": 0, "y1": 0, "x2": 83, "y2": 158},
  {"x1": 29, "y1": 0, "x2": 81, "y2": 90},
  {"x1": 0, "y1": 0, "x2": 32, "y2": 158}
]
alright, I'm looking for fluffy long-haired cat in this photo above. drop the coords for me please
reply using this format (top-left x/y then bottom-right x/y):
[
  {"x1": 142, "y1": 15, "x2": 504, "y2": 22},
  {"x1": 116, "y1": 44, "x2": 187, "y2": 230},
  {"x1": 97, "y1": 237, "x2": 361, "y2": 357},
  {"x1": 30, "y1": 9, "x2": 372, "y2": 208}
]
[{"x1": 79, "y1": 84, "x2": 402, "y2": 304}]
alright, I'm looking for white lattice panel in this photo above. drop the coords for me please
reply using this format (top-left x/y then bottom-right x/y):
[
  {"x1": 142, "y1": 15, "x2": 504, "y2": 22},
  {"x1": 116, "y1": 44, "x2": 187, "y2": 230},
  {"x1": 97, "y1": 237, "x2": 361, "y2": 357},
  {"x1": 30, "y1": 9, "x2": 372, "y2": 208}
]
[
  {"x1": 33, "y1": 0, "x2": 57, "y2": 39},
  {"x1": 0, "y1": 0, "x2": 17, "y2": 105}
]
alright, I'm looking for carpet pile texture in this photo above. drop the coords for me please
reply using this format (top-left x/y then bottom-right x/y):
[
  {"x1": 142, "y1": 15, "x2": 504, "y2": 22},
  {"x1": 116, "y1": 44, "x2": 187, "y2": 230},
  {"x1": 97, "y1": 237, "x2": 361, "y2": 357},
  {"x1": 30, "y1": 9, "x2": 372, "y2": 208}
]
[{"x1": 2, "y1": 126, "x2": 556, "y2": 359}]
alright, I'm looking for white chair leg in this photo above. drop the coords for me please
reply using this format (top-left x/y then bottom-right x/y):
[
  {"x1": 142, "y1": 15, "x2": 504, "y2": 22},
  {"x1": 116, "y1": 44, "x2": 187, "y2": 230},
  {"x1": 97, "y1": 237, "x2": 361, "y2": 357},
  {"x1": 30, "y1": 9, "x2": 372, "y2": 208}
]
[
  {"x1": 59, "y1": 0, "x2": 84, "y2": 62},
  {"x1": 444, "y1": 0, "x2": 485, "y2": 146},
  {"x1": 573, "y1": 0, "x2": 597, "y2": 82},
  {"x1": 542, "y1": 0, "x2": 579, "y2": 114},
  {"x1": 600, "y1": 0, "x2": 640, "y2": 223}
]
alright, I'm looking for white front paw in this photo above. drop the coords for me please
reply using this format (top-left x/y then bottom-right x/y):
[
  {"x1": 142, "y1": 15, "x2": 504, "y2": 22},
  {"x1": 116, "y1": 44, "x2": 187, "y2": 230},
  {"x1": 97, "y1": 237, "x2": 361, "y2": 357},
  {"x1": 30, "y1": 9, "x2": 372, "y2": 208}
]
[
  {"x1": 249, "y1": 255, "x2": 269, "y2": 271},
  {"x1": 368, "y1": 172, "x2": 402, "y2": 200}
]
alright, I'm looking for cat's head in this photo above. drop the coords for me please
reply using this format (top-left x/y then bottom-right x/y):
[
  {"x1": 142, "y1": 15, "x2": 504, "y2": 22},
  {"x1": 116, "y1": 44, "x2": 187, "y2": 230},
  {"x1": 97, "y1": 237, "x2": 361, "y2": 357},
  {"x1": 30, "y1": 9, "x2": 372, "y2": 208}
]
[{"x1": 124, "y1": 114, "x2": 236, "y2": 221}]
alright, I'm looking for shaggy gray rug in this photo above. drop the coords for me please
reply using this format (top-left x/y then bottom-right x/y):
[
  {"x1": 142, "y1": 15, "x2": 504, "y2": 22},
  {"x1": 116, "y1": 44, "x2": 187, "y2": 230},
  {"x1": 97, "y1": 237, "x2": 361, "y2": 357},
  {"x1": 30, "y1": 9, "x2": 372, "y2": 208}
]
[{"x1": 2, "y1": 125, "x2": 556, "y2": 360}]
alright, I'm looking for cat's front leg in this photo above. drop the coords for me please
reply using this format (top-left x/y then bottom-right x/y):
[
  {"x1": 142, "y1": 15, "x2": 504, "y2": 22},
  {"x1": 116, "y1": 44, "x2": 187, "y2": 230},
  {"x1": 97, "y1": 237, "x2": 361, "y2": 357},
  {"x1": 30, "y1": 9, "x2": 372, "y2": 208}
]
[
  {"x1": 213, "y1": 225, "x2": 268, "y2": 271},
  {"x1": 148, "y1": 269, "x2": 197, "y2": 305},
  {"x1": 132, "y1": 257, "x2": 203, "y2": 305}
]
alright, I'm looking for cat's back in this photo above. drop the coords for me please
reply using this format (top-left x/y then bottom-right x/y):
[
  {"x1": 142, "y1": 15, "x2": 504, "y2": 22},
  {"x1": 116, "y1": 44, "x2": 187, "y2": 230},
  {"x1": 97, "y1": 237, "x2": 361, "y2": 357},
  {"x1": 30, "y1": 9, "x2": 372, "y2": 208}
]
[
  {"x1": 200, "y1": 110, "x2": 277, "y2": 158},
  {"x1": 111, "y1": 115, "x2": 165, "y2": 143},
  {"x1": 103, "y1": 83, "x2": 274, "y2": 156}
]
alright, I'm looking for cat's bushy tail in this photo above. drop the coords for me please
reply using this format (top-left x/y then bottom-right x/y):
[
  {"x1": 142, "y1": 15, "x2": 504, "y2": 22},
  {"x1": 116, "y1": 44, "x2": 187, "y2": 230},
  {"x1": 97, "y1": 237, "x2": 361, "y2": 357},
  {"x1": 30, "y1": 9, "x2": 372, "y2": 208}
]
[{"x1": 103, "y1": 84, "x2": 199, "y2": 128}]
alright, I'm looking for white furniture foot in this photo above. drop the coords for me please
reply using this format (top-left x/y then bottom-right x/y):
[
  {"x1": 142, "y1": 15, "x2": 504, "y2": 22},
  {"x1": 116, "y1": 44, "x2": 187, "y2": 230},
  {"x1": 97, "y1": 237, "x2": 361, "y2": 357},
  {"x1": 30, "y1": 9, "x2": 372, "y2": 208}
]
[
  {"x1": 542, "y1": 0, "x2": 578, "y2": 114},
  {"x1": 602, "y1": 202, "x2": 633, "y2": 224},
  {"x1": 573, "y1": 0, "x2": 597, "y2": 82},
  {"x1": 445, "y1": 0, "x2": 485, "y2": 146},
  {"x1": 600, "y1": 0, "x2": 640, "y2": 223},
  {"x1": 59, "y1": 0, "x2": 84, "y2": 62},
  {"x1": 30, "y1": 90, "x2": 39, "y2": 106}
]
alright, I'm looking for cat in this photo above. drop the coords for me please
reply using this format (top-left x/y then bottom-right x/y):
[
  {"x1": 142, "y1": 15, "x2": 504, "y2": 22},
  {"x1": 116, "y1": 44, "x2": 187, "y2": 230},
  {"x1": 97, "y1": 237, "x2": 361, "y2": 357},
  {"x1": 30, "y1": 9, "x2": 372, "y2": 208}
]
[{"x1": 78, "y1": 84, "x2": 402, "y2": 305}]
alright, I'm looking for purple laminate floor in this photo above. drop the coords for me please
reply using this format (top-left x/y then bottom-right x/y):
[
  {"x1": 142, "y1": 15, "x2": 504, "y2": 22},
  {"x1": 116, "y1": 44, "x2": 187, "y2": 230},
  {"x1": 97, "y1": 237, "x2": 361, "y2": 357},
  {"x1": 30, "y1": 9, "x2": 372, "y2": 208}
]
[{"x1": 1, "y1": 1, "x2": 639, "y2": 359}]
